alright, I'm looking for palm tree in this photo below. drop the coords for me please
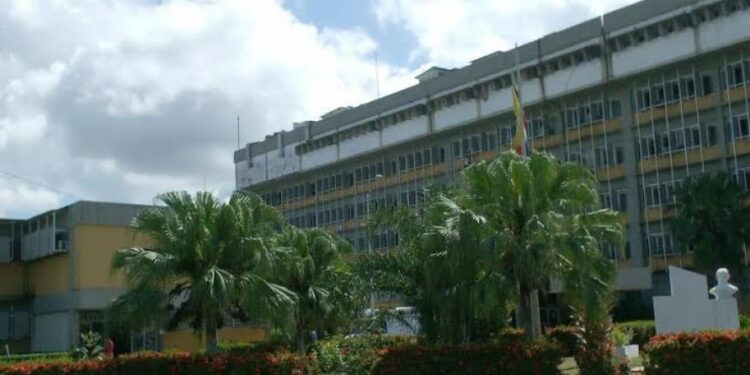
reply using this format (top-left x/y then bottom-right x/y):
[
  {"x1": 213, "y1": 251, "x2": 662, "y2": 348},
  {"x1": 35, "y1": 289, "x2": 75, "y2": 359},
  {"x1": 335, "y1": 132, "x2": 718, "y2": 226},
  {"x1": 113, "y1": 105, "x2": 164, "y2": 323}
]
[
  {"x1": 358, "y1": 187, "x2": 513, "y2": 344},
  {"x1": 110, "y1": 191, "x2": 295, "y2": 354},
  {"x1": 671, "y1": 172, "x2": 750, "y2": 278},
  {"x1": 458, "y1": 151, "x2": 622, "y2": 339},
  {"x1": 270, "y1": 227, "x2": 356, "y2": 353}
]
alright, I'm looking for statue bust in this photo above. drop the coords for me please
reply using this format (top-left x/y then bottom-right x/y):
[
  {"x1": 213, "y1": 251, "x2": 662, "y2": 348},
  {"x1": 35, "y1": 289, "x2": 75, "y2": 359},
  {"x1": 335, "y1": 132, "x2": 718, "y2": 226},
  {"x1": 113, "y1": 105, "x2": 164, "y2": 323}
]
[{"x1": 709, "y1": 268, "x2": 739, "y2": 300}]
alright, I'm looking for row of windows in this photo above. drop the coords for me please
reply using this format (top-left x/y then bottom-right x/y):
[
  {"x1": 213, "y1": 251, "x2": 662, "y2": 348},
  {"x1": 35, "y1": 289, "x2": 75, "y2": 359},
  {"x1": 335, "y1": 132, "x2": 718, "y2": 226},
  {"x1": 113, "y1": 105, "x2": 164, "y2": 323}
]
[
  {"x1": 637, "y1": 124, "x2": 715, "y2": 159},
  {"x1": 397, "y1": 148, "x2": 443, "y2": 172},
  {"x1": 646, "y1": 232, "x2": 675, "y2": 256},
  {"x1": 720, "y1": 60, "x2": 750, "y2": 89},
  {"x1": 635, "y1": 75, "x2": 710, "y2": 111},
  {"x1": 644, "y1": 181, "x2": 679, "y2": 208},
  {"x1": 600, "y1": 190, "x2": 628, "y2": 212},
  {"x1": 452, "y1": 132, "x2": 498, "y2": 159},
  {"x1": 565, "y1": 100, "x2": 622, "y2": 129},
  {"x1": 568, "y1": 144, "x2": 625, "y2": 169},
  {"x1": 353, "y1": 231, "x2": 400, "y2": 252}
]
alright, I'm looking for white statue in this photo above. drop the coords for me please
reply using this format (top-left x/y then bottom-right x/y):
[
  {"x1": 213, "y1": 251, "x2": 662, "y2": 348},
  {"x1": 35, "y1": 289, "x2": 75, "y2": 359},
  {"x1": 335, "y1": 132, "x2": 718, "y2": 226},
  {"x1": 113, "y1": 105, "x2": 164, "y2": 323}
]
[{"x1": 709, "y1": 268, "x2": 739, "y2": 300}]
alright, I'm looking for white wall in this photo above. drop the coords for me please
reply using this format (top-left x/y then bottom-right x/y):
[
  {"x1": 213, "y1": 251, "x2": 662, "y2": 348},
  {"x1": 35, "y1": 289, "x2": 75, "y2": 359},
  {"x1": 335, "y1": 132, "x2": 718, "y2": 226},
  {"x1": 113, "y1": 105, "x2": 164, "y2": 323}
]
[
  {"x1": 266, "y1": 144, "x2": 301, "y2": 180},
  {"x1": 520, "y1": 78, "x2": 543, "y2": 104},
  {"x1": 32, "y1": 312, "x2": 71, "y2": 352},
  {"x1": 382, "y1": 117, "x2": 429, "y2": 147},
  {"x1": 340, "y1": 131, "x2": 380, "y2": 158},
  {"x1": 544, "y1": 60, "x2": 603, "y2": 98},
  {"x1": 301, "y1": 145, "x2": 337, "y2": 170},
  {"x1": 698, "y1": 9, "x2": 750, "y2": 53},
  {"x1": 481, "y1": 87, "x2": 512, "y2": 117},
  {"x1": 434, "y1": 101, "x2": 477, "y2": 131},
  {"x1": 21, "y1": 224, "x2": 54, "y2": 261},
  {"x1": 612, "y1": 30, "x2": 695, "y2": 77}
]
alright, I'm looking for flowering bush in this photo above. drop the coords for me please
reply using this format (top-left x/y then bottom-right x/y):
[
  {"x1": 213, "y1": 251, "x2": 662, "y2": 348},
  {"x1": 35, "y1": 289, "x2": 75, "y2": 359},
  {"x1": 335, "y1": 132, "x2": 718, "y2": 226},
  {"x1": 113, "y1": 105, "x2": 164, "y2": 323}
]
[
  {"x1": 371, "y1": 341, "x2": 563, "y2": 375},
  {"x1": 644, "y1": 331, "x2": 750, "y2": 375},
  {"x1": 312, "y1": 335, "x2": 412, "y2": 375},
  {"x1": 0, "y1": 350, "x2": 316, "y2": 375}
]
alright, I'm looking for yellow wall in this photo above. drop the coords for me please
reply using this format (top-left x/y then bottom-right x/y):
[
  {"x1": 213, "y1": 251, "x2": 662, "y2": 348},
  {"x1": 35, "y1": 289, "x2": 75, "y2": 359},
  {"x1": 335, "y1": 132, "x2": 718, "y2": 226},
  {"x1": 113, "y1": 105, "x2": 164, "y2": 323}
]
[
  {"x1": 72, "y1": 225, "x2": 152, "y2": 290},
  {"x1": 161, "y1": 327, "x2": 268, "y2": 353},
  {"x1": 28, "y1": 255, "x2": 69, "y2": 295},
  {"x1": 0, "y1": 263, "x2": 25, "y2": 298}
]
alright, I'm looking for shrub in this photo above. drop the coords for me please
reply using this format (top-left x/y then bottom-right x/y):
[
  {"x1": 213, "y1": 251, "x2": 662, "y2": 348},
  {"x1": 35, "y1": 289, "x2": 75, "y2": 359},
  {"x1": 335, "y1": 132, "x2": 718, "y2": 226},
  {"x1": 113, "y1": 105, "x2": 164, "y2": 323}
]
[
  {"x1": 545, "y1": 326, "x2": 577, "y2": 357},
  {"x1": 615, "y1": 320, "x2": 654, "y2": 346},
  {"x1": 0, "y1": 350, "x2": 316, "y2": 375},
  {"x1": 371, "y1": 341, "x2": 563, "y2": 375},
  {"x1": 740, "y1": 314, "x2": 750, "y2": 330},
  {"x1": 611, "y1": 326, "x2": 633, "y2": 347},
  {"x1": 312, "y1": 335, "x2": 411, "y2": 375},
  {"x1": 0, "y1": 353, "x2": 71, "y2": 365},
  {"x1": 644, "y1": 331, "x2": 750, "y2": 375}
]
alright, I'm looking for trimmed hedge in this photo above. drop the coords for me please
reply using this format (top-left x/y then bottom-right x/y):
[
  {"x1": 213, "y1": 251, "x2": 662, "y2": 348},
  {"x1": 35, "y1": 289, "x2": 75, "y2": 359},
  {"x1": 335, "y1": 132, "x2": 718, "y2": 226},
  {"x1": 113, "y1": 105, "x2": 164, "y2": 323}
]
[
  {"x1": 0, "y1": 351, "x2": 315, "y2": 375},
  {"x1": 615, "y1": 320, "x2": 655, "y2": 346},
  {"x1": 0, "y1": 353, "x2": 70, "y2": 365},
  {"x1": 644, "y1": 331, "x2": 750, "y2": 375},
  {"x1": 371, "y1": 341, "x2": 563, "y2": 375},
  {"x1": 545, "y1": 326, "x2": 577, "y2": 357}
]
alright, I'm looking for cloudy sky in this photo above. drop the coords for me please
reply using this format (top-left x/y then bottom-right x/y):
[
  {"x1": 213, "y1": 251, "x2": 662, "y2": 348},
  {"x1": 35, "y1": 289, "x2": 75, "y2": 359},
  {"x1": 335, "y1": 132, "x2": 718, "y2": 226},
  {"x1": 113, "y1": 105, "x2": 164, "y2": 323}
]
[{"x1": 0, "y1": 0, "x2": 638, "y2": 218}]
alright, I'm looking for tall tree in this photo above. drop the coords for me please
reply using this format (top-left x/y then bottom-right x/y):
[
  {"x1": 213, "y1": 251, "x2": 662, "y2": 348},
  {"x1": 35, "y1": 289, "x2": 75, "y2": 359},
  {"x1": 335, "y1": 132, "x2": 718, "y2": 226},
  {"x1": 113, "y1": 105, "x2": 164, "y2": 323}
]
[
  {"x1": 110, "y1": 191, "x2": 295, "y2": 354},
  {"x1": 271, "y1": 227, "x2": 359, "y2": 353},
  {"x1": 670, "y1": 172, "x2": 750, "y2": 278}
]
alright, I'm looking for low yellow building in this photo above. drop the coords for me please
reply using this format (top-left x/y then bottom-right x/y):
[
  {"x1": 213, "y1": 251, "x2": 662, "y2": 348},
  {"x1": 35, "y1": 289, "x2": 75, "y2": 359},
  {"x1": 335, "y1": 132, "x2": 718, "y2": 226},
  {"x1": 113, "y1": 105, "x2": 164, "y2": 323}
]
[{"x1": 0, "y1": 201, "x2": 266, "y2": 354}]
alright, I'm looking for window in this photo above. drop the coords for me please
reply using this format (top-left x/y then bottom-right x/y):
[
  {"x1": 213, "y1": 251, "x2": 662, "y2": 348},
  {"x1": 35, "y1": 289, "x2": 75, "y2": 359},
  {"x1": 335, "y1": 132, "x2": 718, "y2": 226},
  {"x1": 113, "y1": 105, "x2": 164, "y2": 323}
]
[
  {"x1": 666, "y1": 80, "x2": 681, "y2": 103},
  {"x1": 609, "y1": 100, "x2": 622, "y2": 118},
  {"x1": 472, "y1": 135, "x2": 480, "y2": 153},
  {"x1": 648, "y1": 232, "x2": 674, "y2": 256},
  {"x1": 684, "y1": 125, "x2": 701, "y2": 149},
  {"x1": 612, "y1": 144, "x2": 625, "y2": 164},
  {"x1": 407, "y1": 154, "x2": 415, "y2": 169},
  {"x1": 399, "y1": 156, "x2": 407, "y2": 171},
  {"x1": 645, "y1": 184, "x2": 661, "y2": 207},
  {"x1": 652, "y1": 86, "x2": 666, "y2": 106},
  {"x1": 462, "y1": 138, "x2": 471, "y2": 156},
  {"x1": 566, "y1": 108, "x2": 580, "y2": 129},
  {"x1": 500, "y1": 126, "x2": 514, "y2": 145},
  {"x1": 701, "y1": 75, "x2": 714, "y2": 95},
  {"x1": 376, "y1": 162, "x2": 384, "y2": 176},
  {"x1": 591, "y1": 101, "x2": 604, "y2": 122},
  {"x1": 595, "y1": 146, "x2": 609, "y2": 167},
  {"x1": 415, "y1": 152, "x2": 423, "y2": 168},
  {"x1": 639, "y1": 137, "x2": 657, "y2": 158},
  {"x1": 736, "y1": 168, "x2": 750, "y2": 191},
  {"x1": 423, "y1": 149, "x2": 432, "y2": 165},
  {"x1": 488, "y1": 133, "x2": 498, "y2": 150},
  {"x1": 600, "y1": 192, "x2": 613, "y2": 209},
  {"x1": 615, "y1": 190, "x2": 628, "y2": 212},
  {"x1": 453, "y1": 141, "x2": 461, "y2": 159},
  {"x1": 730, "y1": 114, "x2": 750, "y2": 140},
  {"x1": 567, "y1": 151, "x2": 582, "y2": 164},
  {"x1": 636, "y1": 89, "x2": 651, "y2": 111}
]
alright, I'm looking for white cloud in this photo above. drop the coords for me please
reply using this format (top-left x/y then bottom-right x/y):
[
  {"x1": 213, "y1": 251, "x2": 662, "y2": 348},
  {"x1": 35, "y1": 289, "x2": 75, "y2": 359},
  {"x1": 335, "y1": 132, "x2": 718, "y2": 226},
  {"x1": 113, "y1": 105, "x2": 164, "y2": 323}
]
[
  {"x1": 373, "y1": 0, "x2": 640, "y2": 68},
  {"x1": 0, "y1": 0, "x2": 416, "y2": 218}
]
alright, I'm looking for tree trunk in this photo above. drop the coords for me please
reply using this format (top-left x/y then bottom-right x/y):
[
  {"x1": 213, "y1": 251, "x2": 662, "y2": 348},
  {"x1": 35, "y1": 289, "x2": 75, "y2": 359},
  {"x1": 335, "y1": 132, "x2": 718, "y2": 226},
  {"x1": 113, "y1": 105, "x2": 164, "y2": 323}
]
[
  {"x1": 516, "y1": 289, "x2": 543, "y2": 340},
  {"x1": 295, "y1": 321, "x2": 306, "y2": 354},
  {"x1": 205, "y1": 312, "x2": 218, "y2": 354}
]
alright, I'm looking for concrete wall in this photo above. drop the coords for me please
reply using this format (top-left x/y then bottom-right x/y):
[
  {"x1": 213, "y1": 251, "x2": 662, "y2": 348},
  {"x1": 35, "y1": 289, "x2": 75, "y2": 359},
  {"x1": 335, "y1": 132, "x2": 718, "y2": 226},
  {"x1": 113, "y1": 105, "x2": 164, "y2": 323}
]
[
  {"x1": 612, "y1": 29, "x2": 696, "y2": 77},
  {"x1": 544, "y1": 60, "x2": 604, "y2": 98},
  {"x1": 698, "y1": 9, "x2": 750, "y2": 53},
  {"x1": 339, "y1": 131, "x2": 380, "y2": 158},
  {"x1": 382, "y1": 116, "x2": 429, "y2": 147},
  {"x1": 0, "y1": 263, "x2": 25, "y2": 298},
  {"x1": 481, "y1": 87, "x2": 513, "y2": 117},
  {"x1": 31, "y1": 312, "x2": 71, "y2": 352},
  {"x1": 301, "y1": 144, "x2": 337, "y2": 170},
  {"x1": 266, "y1": 144, "x2": 301, "y2": 180},
  {"x1": 28, "y1": 255, "x2": 68, "y2": 296},
  {"x1": 434, "y1": 101, "x2": 477, "y2": 131},
  {"x1": 72, "y1": 225, "x2": 149, "y2": 290}
]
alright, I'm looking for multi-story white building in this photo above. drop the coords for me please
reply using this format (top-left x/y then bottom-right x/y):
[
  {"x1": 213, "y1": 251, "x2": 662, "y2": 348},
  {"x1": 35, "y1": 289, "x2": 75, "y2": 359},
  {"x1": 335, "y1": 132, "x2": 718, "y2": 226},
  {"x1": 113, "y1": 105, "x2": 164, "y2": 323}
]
[{"x1": 235, "y1": 0, "x2": 750, "y2": 316}]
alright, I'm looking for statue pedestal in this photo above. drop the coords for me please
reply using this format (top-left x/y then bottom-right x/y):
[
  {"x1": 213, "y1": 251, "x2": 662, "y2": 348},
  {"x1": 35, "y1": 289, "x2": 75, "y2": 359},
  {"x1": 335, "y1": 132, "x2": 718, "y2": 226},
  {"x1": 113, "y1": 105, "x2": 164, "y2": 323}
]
[{"x1": 653, "y1": 266, "x2": 739, "y2": 334}]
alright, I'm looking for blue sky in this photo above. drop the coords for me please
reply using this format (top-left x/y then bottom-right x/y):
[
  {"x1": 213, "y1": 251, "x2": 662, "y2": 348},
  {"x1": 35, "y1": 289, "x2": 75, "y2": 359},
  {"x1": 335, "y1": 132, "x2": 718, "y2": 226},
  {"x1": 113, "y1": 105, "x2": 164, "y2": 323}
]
[{"x1": 0, "y1": 0, "x2": 639, "y2": 218}]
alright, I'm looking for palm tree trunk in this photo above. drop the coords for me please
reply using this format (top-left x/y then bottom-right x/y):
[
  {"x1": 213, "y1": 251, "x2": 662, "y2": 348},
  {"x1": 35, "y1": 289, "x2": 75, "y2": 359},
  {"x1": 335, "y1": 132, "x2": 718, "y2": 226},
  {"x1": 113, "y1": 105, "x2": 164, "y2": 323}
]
[
  {"x1": 516, "y1": 289, "x2": 543, "y2": 340},
  {"x1": 205, "y1": 312, "x2": 218, "y2": 354},
  {"x1": 295, "y1": 321, "x2": 305, "y2": 354}
]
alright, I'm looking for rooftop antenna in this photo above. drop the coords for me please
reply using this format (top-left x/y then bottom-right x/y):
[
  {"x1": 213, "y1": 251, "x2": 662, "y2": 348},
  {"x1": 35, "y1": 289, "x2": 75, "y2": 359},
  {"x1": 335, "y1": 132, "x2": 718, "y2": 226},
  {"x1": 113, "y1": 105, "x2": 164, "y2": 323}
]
[
  {"x1": 375, "y1": 52, "x2": 381, "y2": 99},
  {"x1": 236, "y1": 115, "x2": 240, "y2": 150}
]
